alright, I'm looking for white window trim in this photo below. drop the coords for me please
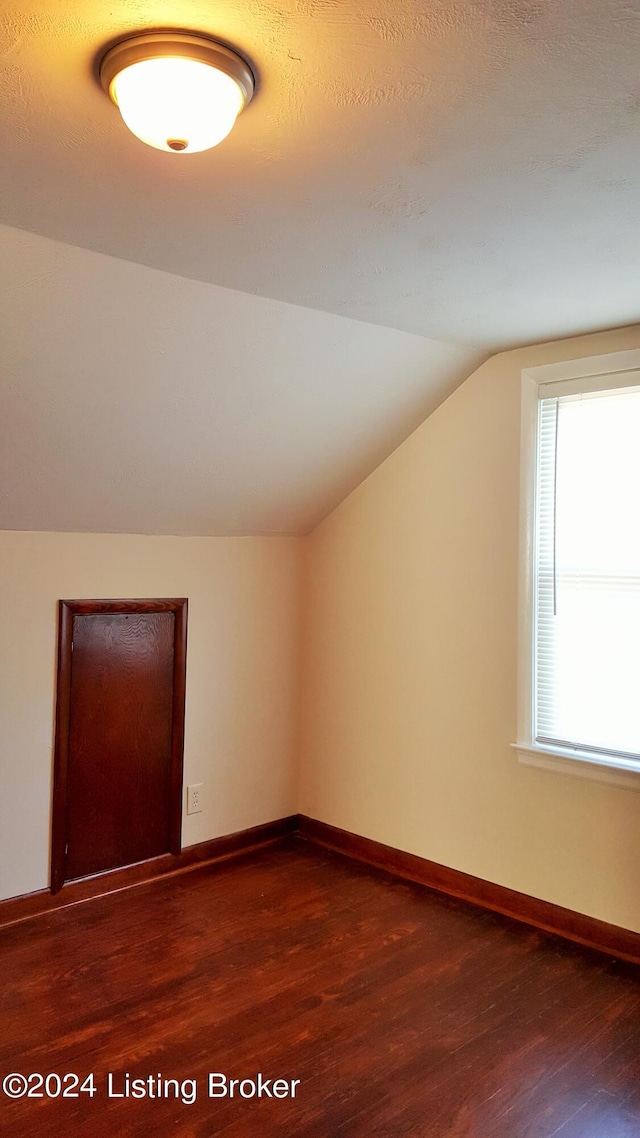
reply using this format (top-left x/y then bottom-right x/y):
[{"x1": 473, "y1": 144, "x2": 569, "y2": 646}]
[{"x1": 513, "y1": 346, "x2": 640, "y2": 792}]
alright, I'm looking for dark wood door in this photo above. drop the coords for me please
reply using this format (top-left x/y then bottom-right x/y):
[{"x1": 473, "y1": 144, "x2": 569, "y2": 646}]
[{"x1": 52, "y1": 599, "x2": 187, "y2": 892}]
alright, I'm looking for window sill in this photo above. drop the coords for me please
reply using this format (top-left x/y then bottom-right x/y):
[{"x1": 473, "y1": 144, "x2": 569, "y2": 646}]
[{"x1": 511, "y1": 743, "x2": 640, "y2": 792}]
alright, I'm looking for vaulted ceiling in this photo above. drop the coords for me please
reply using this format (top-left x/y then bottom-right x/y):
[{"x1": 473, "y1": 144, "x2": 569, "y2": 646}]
[{"x1": 1, "y1": 0, "x2": 639, "y2": 534}]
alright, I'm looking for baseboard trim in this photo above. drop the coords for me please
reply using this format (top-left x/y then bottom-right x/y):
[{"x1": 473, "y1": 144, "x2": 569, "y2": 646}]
[
  {"x1": 4, "y1": 813, "x2": 638, "y2": 964},
  {"x1": 0, "y1": 816, "x2": 298, "y2": 930},
  {"x1": 297, "y1": 815, "x2": 640, "y2": 966}
]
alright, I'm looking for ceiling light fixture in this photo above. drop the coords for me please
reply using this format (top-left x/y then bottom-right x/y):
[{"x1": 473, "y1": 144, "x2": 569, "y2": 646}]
[{"x1": 99, "y1": 31, "x2": 255, "y2": 154}]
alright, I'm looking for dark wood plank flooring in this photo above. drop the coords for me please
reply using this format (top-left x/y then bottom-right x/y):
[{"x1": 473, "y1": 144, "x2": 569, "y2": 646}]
[{"x1": 1, "y1": 838, "x2": 639, "y2": 1137}]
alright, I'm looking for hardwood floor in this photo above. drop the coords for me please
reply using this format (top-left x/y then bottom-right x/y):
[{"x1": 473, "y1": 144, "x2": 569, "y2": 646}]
[{"x1": 1, "y1": 838, "x2": 639, "y2": 1137}]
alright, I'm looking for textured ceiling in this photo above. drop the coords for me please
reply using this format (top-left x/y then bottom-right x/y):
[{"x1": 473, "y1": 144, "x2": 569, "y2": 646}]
[
  {"x1": 1, "y1": 0, "x2": 640, "y2": 349},
  {"x1": 2, "y1": 0, "x2": 639, "y2": 536},
  {"x1": 0, "y1": 224, "x2": 482, "y2": 535}
]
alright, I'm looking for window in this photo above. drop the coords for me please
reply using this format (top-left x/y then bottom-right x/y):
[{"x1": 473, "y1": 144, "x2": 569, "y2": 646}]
[{"x1": 514, "y1": 350, "x2": 640, "y2": 789}]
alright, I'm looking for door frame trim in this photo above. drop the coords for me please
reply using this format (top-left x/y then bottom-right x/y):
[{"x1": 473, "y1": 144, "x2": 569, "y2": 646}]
[{"x1": 51, "y1": 598, "x2": 188, "y2": 894}]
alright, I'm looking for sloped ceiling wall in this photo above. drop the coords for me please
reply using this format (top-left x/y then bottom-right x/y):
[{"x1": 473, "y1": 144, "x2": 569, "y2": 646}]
[{"x1": 0, "y1": 224, "x2": 483, "y2": 535}]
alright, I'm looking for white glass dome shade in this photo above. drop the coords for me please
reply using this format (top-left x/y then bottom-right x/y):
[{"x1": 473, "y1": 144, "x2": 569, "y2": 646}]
[{"x1": 100, "y1": 32, "x2": 255, "y2": 154}]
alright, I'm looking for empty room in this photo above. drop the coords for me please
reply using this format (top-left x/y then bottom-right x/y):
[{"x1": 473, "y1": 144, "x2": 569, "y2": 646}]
[{"x1": 1, "y1": 1, "x2": 640, "y2": 1135}]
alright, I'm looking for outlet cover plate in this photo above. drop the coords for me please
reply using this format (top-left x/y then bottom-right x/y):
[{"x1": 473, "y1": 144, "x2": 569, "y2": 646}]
[{"x1": 186, "y1": 783, "x2": 203, "y2": 815}]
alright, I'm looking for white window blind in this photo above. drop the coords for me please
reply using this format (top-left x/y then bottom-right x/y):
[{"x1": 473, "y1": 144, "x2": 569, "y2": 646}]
[{"x1": 534, "y1": 383, "x2": 640, "y2": 763}]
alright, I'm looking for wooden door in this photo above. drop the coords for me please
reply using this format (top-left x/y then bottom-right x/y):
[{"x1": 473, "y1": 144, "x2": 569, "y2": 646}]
[{"x1": 51, "y1": 599, "x2": 187, "y2": 893}]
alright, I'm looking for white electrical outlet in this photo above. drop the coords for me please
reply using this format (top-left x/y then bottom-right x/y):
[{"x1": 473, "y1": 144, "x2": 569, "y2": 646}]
[{"x1": 186, "y1": 783, "x2": 204, "y2": 815}]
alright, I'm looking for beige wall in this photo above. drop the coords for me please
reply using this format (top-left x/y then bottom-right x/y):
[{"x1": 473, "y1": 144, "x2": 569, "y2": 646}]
[
  {"x1": 4, "y1": 326, "x2": 640, "y2": 931},
  {"x1": 299, "y1": 324, "x2": 640, "y2": 934},
  {"x1": 0, "y1": 531, "x2": 302, "y2": 902}
]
